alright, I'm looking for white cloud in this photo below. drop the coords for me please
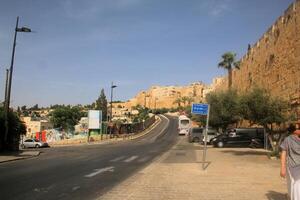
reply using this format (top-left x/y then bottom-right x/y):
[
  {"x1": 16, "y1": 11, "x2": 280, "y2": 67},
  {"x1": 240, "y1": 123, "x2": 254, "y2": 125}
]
[
  {"x1": 210, "y1": 2, "x2": 230, "y2": 16},
  {"x1": 62, "y1": 0, "x2": 100, "y2": 19},
  {"x1": 200, "y1": 0, "x2": 232, "y2": 17},
  {"x1": 61, "y1": 0, "x2": 141, "y2": 20}
]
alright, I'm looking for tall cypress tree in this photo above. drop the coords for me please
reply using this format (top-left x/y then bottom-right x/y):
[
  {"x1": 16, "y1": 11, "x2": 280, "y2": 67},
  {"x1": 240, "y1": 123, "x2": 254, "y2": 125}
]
[{"x1": 95, "y1": 89, "x2": 108, "y2": 121}]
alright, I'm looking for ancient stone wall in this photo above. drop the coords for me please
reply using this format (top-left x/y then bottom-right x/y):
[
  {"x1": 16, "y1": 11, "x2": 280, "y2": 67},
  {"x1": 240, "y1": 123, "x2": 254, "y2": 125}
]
[
  {"x1": 127, "y1": 82, "x2": 206, "y2": 109},
  {"x1": 214, "y1": 0, "x2": 300, "y2": 122}
]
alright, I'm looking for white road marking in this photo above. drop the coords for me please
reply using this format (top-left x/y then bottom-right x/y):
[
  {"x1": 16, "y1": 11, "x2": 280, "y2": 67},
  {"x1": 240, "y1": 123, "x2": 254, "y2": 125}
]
[
  {"x1": 148, "y1": 115, "x2": 170, "y2": 142},
  {"x1": 124, "y1": 156, "x2": 138, "y2": 162},
  {"x1": 110, "y1": 156, "x2": 126, "y2": 162},
  {"x1": 138, "y1": 156, "x2": 150, "y2": 162},
  {"x1": 72, "y1": 186, "x2": 80, "y2": 191},
  {"x1": 84, "y1": 166, "x2": 114, "y2": 178}
]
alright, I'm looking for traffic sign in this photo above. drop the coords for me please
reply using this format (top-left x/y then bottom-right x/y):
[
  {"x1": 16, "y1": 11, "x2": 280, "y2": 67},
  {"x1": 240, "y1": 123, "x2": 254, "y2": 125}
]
[
  {"x1": 191, "y1": 103, "x2": 210, "y2": 170},
  {"x1": 191, "y1": 103, "x2": 209, "y2": 115}
]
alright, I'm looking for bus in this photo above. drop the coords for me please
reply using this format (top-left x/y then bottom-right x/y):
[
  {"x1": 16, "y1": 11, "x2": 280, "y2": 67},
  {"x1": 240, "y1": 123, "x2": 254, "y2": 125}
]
[{"x1": 178, "y1": 115, "x2": 191, "y2": 135}]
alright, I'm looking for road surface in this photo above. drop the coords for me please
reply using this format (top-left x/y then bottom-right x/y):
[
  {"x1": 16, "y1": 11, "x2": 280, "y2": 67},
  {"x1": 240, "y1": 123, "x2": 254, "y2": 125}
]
[{"x1": 0, "y1": 115, "x2": 178, "y2": 200}]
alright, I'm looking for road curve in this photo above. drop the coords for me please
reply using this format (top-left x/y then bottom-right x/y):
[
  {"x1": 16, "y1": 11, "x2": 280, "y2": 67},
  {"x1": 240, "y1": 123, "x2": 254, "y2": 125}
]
[{"x1": 0, "y1": 115, "x2": 178, "y2": 200}]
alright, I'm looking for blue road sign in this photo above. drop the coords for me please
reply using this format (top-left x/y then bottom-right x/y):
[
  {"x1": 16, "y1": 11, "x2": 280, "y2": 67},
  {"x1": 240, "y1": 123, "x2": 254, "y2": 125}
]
[{"x1": 191, "y1": 103, "x2": 209, "y2": 115}]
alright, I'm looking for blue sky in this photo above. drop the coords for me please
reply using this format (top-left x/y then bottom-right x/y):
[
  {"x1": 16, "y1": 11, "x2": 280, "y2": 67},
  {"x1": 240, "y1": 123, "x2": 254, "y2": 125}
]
[{"x1": 0, "y1": 0, "x2": 294, "y2": 107}]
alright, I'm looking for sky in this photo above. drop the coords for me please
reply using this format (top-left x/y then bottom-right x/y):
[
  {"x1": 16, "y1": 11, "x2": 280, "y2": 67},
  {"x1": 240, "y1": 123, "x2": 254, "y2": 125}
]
[{"x1": 0, "y1": 0, "x2": 294, "y2": 107}]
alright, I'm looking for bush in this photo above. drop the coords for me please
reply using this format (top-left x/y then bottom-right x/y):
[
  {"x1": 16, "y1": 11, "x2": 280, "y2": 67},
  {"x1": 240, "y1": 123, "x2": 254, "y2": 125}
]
[{"x1": 0, "y1": 107, "x2": 26, "y2": 151}]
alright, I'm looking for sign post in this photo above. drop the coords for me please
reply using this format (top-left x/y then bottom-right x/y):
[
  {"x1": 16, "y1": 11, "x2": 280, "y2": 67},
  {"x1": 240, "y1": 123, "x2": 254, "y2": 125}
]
[
  {"x1": 88, "y1": 110, "x2": 102, "y2": 142},
  {"x1": 191, "y1": 103, "x2": 210, "y2": 170}
]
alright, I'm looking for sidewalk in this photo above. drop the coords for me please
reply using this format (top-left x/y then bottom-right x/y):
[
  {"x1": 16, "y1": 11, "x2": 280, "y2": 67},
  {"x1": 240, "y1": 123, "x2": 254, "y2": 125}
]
[
  {"x1": 0, "y1": 150, "x2": 40, "y2": 163},
  {"x1": 100, "y1": 137, "x2": 287, "y2": 200}
]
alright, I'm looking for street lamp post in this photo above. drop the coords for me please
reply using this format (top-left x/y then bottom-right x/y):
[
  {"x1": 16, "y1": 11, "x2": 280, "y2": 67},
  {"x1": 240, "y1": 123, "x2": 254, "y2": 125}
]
[
  {"x1": 4, "y1": 16, "x2": 32, "y2": 142},
  {"x1": 110, "y1": 82, "x2": 117, "y2": 122},
  {"x1": 4, "y1": 69, "x2": 9, "y2": 103},
  {"x1": 109, "y1": 82, "x2": 117, "y2": 136}
]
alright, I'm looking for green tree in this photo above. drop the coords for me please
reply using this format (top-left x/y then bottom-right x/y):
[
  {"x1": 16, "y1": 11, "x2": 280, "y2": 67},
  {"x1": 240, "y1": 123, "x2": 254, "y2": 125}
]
[
  {"x1": 205, "y1": 90, "x2": 240, "y2": 130},
  {"x1": 239, "y1": 88, "x2": 287, "y2": 127},
  {"x1": 132, "y1": 104, "x2": 150, "y2": 122},
  {"x1": 50, "y1": 106, "x2": 83, "y2": 132},
  {"x1": 181, "y1": 96, "x2": 189, "y2": 107},
  {"x1": 218, "y1": 52, "x2": 240, "y2": 89},
  {"x1": 186, "y1": 97, "x2": 194, "y2": 106},
  {"x1": 30, "y1": 104, "x2": 39, "y2": 111},
  {"x1": 95, "y1": 89, "x2": 108, "y2": 121},
  {"x1": 239, "y1": 87, "x2": 288, "y2": 153},
  {"x1": 0, "y1": 107, "x2": 26, "y2": 151},
  {"x1": 21, "y1": 105, "x2": 27, "y2": 111}
]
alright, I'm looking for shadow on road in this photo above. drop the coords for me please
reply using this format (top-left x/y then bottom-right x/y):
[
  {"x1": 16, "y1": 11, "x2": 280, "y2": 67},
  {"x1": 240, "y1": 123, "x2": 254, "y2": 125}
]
[{"x1": 265, "y1": 190, "x2": 287, "y2": 200}]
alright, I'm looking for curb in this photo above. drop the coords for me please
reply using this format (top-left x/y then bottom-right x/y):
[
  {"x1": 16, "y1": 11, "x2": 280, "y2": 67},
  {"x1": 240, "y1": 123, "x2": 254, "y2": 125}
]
[
  {"x1": 0, "y1": 151, "x2": 41, "y2": 164},
  {"x1": 129, "y1": 116, "x2": 162, "y2": 140}
]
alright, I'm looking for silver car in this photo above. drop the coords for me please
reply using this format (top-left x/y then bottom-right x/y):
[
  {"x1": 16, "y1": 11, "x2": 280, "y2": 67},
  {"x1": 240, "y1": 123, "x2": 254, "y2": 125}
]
[{"x1": 21, "y1": 139, "x2": 49, "y2": 148}]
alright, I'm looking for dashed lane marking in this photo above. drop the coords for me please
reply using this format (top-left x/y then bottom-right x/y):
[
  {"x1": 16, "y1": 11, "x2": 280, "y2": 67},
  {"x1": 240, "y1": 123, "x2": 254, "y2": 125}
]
[
  {"x1": 110, "y1": 156, "x2": 126, "y2": 162},
  {"x1": 84, "y1": 166, "x2": 114, "y2": 178},
  {"x1": 124, "y1": 156, "x2": 138, "y2": 163}
]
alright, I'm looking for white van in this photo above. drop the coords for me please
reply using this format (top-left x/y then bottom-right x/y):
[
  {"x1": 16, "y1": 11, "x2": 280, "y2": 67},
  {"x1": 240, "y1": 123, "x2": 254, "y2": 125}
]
[{"x1": 178, "y1": 115, "x2": 191, "y2": 135}]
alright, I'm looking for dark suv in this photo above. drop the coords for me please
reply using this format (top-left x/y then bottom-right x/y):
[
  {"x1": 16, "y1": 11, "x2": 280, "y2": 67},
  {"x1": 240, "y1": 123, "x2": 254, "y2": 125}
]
[
  {"x1": 188, "y1": 127, "x2": 203, "y2": 143},
  {"x1": 211, "y1": 128, "x2": 265, "y2": 148},
  {"x1": 188, "y1": 128, "x2": 219, "y2": 143}
]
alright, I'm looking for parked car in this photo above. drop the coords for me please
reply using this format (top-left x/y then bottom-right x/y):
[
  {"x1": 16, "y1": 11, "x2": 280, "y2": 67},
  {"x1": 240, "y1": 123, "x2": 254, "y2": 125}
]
[
  {"x1": 188, "y1": 127, "x2": 203, "y2": 143},
  {"x1": 211, "y1": 128, "x2": 265, "y2": 148},
  {"x1": 188, "y1": 128, "x2": 219, "y2": 143},
  {"x1": 203, "y1": 129, "x2": 219, "y2": 144},
  {"x1": 21, "y1": 139, "x2": 49, "y2": 148}
]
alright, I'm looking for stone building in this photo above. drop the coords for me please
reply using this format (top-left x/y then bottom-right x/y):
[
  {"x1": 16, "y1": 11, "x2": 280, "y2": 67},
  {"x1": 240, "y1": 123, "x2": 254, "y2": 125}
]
[
  {"x1": 126, "y1": 82, "x2": 207, "y2": 109},
  {"x1": 22, "y1": 117, "x2": 54, "y2": 137},
  {"x1": 214, "y1": 0, "x2": 300, "y2": 123}
]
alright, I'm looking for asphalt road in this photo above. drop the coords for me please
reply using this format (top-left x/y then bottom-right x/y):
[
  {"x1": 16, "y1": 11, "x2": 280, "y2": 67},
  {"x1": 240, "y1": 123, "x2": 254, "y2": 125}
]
[{"x1": 0, "y1": 115, "x2": 178, "y2": 200}]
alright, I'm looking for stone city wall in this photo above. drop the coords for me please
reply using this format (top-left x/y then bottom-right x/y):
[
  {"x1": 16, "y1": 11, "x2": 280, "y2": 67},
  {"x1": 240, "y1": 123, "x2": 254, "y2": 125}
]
[
  {"x1": 214, "y1": 0, "x2": 300, "y2": 121},
  {"x1": 127, "y1": 82, "x2": 206, "y2": 109}
]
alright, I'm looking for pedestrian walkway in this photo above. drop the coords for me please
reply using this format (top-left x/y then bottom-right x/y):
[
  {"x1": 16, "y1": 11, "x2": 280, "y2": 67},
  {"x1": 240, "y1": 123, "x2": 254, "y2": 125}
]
[
  {"x1": 99, "y1": 137, "x2": 287, "y2": 200},
  {"x1": 0, "y1": 150, "x2": 40, "y2": 163}
]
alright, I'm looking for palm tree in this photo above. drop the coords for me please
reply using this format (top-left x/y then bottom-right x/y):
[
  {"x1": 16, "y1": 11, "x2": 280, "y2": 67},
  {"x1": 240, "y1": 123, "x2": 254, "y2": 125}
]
[
  {"x1": 181, "y1": 96, "x2": 189, "y2": 107},
  {"x1": 173, "y1": 98, "x2": 182, "y2": 107},
  {"x1": 186, "y1": 97, "x2": 194, "y2": 105},
  {"x1": 218, "y1": 52, "x2": 240, "y2": 89}
]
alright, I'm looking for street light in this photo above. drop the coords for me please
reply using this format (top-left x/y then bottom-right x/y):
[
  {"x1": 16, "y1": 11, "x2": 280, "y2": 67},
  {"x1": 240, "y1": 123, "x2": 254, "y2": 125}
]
[
  {"x1": 4, "y1": 69, "x2": 9, "y2": 105},
  {"x1": 110, "y1": 82, "x2": 117, "y2": 122},
  {"x1": 4, "y1": 16, "x2": 32, "y2": 142}
]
